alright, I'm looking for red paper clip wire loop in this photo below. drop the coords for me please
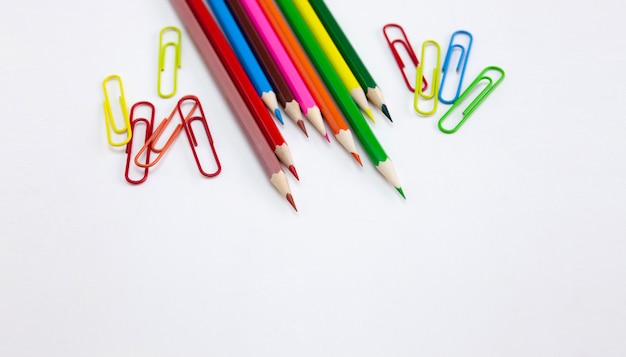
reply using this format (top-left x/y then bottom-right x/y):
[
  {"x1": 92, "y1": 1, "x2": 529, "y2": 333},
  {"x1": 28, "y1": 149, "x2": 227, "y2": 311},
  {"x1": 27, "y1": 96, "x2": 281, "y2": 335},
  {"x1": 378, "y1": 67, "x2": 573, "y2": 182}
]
[
  {"x1": 382, "y1": 23, "x2": 428, "y2": 92},
  {"x1": 177, "y1": 95, "x2": 221, "y2": 177},
  {"x1": 134, "y1": 103, "x2": 184, "y2": 168},
  {"x1": 125, "y1": 101, "x2": 155, "y2": 184}
]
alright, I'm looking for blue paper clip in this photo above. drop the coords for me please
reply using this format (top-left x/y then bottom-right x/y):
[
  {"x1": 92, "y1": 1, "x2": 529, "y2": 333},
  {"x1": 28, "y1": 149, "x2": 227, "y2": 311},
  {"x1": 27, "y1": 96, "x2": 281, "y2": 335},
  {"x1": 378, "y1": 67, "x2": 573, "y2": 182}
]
[
  {"x1": 439, "y1": 30, "x2": 473, "y2": 105},
  {"x1": 438, "y1": 66, "x2": 505, "y2": 134}
]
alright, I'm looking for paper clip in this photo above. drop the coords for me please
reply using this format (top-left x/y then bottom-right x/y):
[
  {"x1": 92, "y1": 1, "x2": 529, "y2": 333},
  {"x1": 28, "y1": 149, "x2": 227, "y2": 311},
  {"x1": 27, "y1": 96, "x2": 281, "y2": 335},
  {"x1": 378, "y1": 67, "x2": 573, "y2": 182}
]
[
  {"x1": 382, "y1": 23, "x2": 427, "y2": 92},
  {"x1": 177, "y1": 95, "x2": 221, "y2": 177},
  {"x1": 125, "y1": 101, "x2": 155, "y2": 184},
  {"x1": 102, "y1": 74, "x2": 132, "y2": 147},
  {"x1": 439, "y1": 30, "x2": 473, "y2": 104},
  {"x1": 158, "y1": 26, "x2": 182, "y2": 99},
  {"x1": 134, "y1": 101, "x2": 185, "y2": 168},
  {"x1": 438, "y1": 66, "x2": 505, "y2": 134},
  {"x1": 413, "y1": 40, "x2": 441, "y2": 116}
]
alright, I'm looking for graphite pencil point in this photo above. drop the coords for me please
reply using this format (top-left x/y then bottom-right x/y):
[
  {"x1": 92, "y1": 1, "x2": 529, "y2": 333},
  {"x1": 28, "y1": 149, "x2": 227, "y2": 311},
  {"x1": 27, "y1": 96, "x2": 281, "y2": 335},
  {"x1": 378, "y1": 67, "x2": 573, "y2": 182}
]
[{"x1": 381, "y1": 104, "x2": 392, "y2": 122}]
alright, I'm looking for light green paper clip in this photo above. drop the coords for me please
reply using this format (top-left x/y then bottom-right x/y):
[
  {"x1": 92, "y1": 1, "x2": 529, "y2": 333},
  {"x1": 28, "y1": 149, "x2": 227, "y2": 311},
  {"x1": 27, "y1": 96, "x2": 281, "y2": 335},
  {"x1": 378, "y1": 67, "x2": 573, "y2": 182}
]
[
  {"x1": 102, "y1": 74, "x2": 132, "y2": 147},
  {"x1": 438, "y1": 66, "x2": 505, "y2": 134},
  {"x1": 158, "y1": 26, "x2": 182, "y2": 98},
  {"x1": 413, "y1": 40, "x2": 441, "y2": 116}
]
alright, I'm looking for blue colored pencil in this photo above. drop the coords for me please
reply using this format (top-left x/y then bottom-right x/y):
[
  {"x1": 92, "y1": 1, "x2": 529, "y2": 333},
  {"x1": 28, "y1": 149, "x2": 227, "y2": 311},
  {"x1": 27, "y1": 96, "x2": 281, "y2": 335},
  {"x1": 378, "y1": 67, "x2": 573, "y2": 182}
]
[{"x1": 205, "y1": 0, "x2": 283, "y2": 124}]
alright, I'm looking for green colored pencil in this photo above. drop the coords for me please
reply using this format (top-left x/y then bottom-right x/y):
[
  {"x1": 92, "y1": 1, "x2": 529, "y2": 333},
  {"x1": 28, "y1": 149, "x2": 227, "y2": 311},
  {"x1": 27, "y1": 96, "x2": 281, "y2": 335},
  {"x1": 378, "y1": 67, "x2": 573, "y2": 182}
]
[
  {"x1": 274, "y1": 0, "x2": 404, "y2": 198},
  {"x1": 308, "y1": 0, "x2": 392, "y2": 121}
]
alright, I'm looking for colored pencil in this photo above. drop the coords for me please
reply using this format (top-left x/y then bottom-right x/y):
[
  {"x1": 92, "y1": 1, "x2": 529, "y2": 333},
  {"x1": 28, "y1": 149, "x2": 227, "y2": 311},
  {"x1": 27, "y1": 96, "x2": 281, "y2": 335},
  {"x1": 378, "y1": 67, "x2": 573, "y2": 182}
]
[
  {"x1": 308, "y1": 0, "x2": 392, "y2": 121},
  {"x1": 186, "y1": 0, "x2": 299, "y2": 180},
  {"x1": 169, "y1": 0, "x2": 296, "y2": 210},
  {"x1": 275, "y1": 0, "x2": 405, "y2": 197},
  {"x1": 205, "y1": 0, "x2": 284, "y2": 125},
  {"x1": 258, "y1": 0, "x2": 362, "y2": 166},
  {"x1": 221, "y1": 0, "x2": 308, "y2": 137},
  {"x1": 239, "y1": 0, "x2": 329, "y2": 141},
  {"x1": 290, "y1": 0, "x2": 374, "y2": 122}
]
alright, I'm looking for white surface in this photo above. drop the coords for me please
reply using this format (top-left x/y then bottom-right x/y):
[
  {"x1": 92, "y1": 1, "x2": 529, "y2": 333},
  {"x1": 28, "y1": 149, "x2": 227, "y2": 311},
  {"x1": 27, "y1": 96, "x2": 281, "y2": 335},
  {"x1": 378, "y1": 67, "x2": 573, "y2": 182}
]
[{"x1": 1, "y1": 0, "x2": 625, "y2": 356}]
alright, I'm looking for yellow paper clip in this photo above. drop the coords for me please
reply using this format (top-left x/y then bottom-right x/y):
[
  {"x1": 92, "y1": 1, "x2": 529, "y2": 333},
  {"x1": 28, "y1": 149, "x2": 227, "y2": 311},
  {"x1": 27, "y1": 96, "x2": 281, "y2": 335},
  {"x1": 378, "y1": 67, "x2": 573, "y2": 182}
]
[
  {"x1": 102, "y1": 74, "x2": 132, "y2": 146},
  {"x1": 158, "y1": 26, "x2": 182, "y2": 98},
  {"x1": 413, "y1": 40, "x2": 441, "y2": 116},
  {"x1": 438, "y1": 66, "x2": 505, "y2": 134}
]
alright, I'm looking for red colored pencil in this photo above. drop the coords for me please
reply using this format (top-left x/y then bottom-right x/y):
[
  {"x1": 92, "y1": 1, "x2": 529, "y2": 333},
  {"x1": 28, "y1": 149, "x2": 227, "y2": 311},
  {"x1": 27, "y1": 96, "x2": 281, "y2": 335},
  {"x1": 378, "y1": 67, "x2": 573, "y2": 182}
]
[
  {"x1": 169, "y1": 0, "x2": 297, "y2": 210},
  {"x1": 185, "y1": 0, "x2": 298, "y2": 180}
]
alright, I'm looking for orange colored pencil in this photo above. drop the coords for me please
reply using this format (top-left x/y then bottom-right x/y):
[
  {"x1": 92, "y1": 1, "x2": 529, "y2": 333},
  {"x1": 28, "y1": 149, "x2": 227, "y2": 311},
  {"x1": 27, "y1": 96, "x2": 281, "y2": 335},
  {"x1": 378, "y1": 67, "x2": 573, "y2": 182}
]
[{"x1": 258, "y1": 0, "x2": 362, "y2": 166}]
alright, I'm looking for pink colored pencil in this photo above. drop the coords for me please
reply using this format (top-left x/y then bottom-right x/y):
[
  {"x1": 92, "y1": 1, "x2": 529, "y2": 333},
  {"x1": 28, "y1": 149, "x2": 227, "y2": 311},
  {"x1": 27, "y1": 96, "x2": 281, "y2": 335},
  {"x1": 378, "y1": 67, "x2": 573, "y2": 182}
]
[
  {"x1": 239, "y1": 0, "x2": 328, "y2": 141},
  {"x1": 169, "y1": 0, "x2": 296, "y2": 211}
]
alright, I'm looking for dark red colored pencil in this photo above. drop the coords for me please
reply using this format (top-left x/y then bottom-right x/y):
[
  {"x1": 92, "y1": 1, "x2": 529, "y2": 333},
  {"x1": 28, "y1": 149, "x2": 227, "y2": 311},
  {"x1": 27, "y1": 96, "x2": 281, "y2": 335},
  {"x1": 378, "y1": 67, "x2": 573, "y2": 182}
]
[{"x1": 224, "y1": 0, "x2": 307, "y2": 136}]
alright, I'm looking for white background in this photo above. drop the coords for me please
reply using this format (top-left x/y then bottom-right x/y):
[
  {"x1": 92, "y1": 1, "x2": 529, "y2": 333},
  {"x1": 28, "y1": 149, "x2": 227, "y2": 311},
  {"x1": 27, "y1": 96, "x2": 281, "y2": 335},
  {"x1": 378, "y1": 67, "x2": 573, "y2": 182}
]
[{"x1": 1, "y1": 0, "x2": 625, "y2": 356}]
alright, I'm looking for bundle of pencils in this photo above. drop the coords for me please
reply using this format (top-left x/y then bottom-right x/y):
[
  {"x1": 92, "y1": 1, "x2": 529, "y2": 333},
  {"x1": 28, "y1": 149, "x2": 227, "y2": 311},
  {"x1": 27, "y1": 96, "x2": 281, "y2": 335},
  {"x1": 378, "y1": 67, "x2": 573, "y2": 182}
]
[{"x1": 168, "y1": 0, "x2": 405, "y2": 210}]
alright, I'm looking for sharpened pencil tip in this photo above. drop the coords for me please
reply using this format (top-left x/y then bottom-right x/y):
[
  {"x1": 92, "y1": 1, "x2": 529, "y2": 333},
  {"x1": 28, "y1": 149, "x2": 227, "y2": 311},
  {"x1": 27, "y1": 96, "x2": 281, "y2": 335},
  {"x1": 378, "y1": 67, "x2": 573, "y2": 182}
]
[
  {"x1": 274, "y1": 109, "x2": 284, "y2": 125},
  {"x1": 288, "y1": 165, "x2": 299, "y2": 180},
  {"x1": 365, "y1": 108, "x2": 375, "y2": 123},
  {"x1": 286, "y1": 193, "x2": 297, "y2": 211},
  {"x1": 351, "y1": 152, "x2": 363, "y2": 166},
  {"x1": 324, "y1": 133, "x2": 330, "y2": 143},
  {"x1": 396, "y1": 187, "x2": 406, "y2": 199},
  {"x1": 381, "y1": 104, "x2": 392, "y2": 122},
  {"x1": 297, "y1": 120, "x2": 308, "y2": 137}
]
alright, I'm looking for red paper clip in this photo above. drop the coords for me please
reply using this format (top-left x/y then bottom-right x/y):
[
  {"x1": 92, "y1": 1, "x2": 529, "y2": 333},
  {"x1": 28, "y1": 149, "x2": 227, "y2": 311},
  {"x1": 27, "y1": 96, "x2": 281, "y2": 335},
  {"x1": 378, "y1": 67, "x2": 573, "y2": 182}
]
[
  {"x1": 134, "y1": 102, "x2": 184, "y2": 169},
  {"x1": 177, "y1": 95, "x2": 221, "y2": 177},
  {"x1": 125, "y1": 101, "x2": 155, "y2": 184},
  {"x1": 382, "y1": 23, "x2": 428, "y2": 92}
]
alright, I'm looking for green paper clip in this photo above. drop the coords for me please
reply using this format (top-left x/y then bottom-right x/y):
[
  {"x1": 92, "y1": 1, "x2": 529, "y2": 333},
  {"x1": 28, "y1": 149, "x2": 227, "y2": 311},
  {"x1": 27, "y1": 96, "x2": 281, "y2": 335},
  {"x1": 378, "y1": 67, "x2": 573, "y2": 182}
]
[
  {"x1": 102, "y1": 74, "x2": 132, "y2": 147},
  {"x1": 413, "y1": 40, "x2": 441, "y2": 116},
  {"x1": 158, "y1": 26, "x2": 182, "y2": 98},
  {"x1": 438, "y1": 66, "x2": 505, "y2": 134}
]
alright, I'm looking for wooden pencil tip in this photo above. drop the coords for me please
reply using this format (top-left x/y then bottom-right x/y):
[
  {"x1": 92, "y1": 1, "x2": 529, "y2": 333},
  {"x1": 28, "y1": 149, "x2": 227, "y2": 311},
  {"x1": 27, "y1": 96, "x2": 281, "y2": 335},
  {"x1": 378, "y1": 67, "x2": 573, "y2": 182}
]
[
  {"x1": 324, "y1": 133, "x2": 330, "y2": 143},
  {"x1": 286, "y1": 193, "x2": 298, "y2": 211},
  {"x1": 297, "y1": 120, "x2": 308, "y2": 137},
  {"x1": 274, "y1": 109, "x2": 285, "y2": 125},
  {"x1": 396, "y1": 187, "x2": 406, "y2": 199},
  {"x1": 288, "y1": 165, "x2": 299, "y2": 181},
  {"x1": 381, "y1": 104, "x2": 392, "y2": 122},
  {"x1": 352, "y1": 152, "x2": 363, "y2": 166}
]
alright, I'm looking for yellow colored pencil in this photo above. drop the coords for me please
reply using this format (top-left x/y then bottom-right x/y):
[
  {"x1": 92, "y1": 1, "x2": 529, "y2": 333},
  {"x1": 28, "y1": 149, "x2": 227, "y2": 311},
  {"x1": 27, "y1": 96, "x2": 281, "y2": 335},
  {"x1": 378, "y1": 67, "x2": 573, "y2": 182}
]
[{"x1": 292, "y1": 0, "x2": 375, "y2": 122}]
